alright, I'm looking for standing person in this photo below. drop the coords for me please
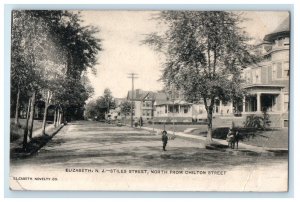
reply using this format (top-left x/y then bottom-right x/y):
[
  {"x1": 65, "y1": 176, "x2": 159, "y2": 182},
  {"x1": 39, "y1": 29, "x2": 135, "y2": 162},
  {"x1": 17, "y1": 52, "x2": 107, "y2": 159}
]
[
  {"x1": 162, "y1": 130, "x2": 168, "y2": 151},
  {"x1": 226, "y1": 129, "x2": 235, "y2": 149},
  {"x1": 235, "y1": 130, "x2": 240, "y2": 149},
  {"x1": 139, "y1": 117, "x2": 143, "y2": 127}
]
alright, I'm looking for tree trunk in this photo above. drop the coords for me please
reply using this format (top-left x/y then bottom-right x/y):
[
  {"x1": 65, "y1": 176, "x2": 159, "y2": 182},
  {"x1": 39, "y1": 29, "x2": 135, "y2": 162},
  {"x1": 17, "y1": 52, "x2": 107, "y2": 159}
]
[
  {"x1": 53, "y1": 108, "x2": 57, "y2": 127},
  {"x1": 14, "y1": 87, "x2": 20, "y2": 125},
  {"x1": 42, "y1": 91, "x2": 51, "y2": 135},
  {"x1": 59, "y1": 110, "x2": 63, "y2": 125},
  {"x1": 206, "y1": 108, "x2": 213, "y2": 143},
  {"x1": 22, "y1": 98, "x2": 31, "y2": 150},
  {"x1": 57, "y1": 110, "x2": 61, "y2": 125},
  {"x1": 56, "y1": 111, "x2": 59, "y2": 126},
  {"x1": 28, "y1": 91, "x2": 36, "y2": 139}
]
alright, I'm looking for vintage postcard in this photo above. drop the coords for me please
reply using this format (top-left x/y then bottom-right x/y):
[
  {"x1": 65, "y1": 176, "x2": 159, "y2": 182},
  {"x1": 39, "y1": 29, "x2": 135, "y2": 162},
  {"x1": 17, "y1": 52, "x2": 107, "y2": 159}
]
[{"x1": 9, "y1": 10, "x2": 290, "y2": 191}]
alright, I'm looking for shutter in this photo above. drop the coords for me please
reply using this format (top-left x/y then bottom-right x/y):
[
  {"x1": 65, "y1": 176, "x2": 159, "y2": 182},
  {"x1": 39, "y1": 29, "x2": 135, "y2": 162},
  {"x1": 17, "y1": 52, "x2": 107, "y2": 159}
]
[
  {"x1": 268, "y1": 66, "x2": 273, "y2": 81},
  {"x1": 277, "y1": 62, "x2": 282, "y2": 78},
  {"x1": 261, "y1": 67, "x2": 268, "y2": 84}
]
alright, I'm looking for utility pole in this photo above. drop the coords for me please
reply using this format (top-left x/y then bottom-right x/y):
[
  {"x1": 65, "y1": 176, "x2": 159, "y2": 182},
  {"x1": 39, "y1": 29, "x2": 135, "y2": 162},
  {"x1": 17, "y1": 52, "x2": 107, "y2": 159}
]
[
  {"x1": 127, "y1": 73, "x2": 138, "y2": 127},
  {"x1": 171, "y1": 84, "x2": 175, "y2": 137}
]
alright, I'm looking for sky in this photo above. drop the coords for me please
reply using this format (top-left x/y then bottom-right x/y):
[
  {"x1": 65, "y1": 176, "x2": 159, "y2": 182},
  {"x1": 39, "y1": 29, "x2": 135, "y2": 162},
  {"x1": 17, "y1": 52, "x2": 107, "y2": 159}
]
[{"x1": 81, "y1": 11, "x2": 289, "y2": 99}]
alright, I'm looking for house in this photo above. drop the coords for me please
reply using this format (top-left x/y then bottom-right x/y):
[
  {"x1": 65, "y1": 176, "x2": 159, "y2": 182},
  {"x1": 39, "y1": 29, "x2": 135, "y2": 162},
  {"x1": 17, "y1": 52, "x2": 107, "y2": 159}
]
[
  {"x1": 154, "y1": 100, "x2": 193, "y2": 123},
  {"x1": 105, "y1": 108, "x2": 121, "y2": 121},
  {"x1": 239, "y1": 17, "x2": 290, "y2": 127},
  {"x1": 153, "y1": 91, "x2": 194, "y2": 123},
  {"x1": 126, "y1": 89, "x2": 156, "y2": 120},
  {"x1": 114, "y1": 98, "x2": 126, "y2": 106}
]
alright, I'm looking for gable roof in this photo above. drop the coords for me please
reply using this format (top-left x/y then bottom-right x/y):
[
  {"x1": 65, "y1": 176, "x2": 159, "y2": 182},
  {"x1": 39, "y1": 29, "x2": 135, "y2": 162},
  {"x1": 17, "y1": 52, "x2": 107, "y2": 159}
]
[{"x1": 127, "y1": 89, "x2": 155, "y2": 101}]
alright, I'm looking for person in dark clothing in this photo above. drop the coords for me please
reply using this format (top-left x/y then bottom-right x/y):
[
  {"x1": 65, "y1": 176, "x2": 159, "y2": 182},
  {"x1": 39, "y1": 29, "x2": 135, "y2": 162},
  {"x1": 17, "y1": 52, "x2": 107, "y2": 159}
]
[
  {"x1": 162, "y1": 130, "x2": 168, "y2": 151},
  {"x1": 139, "y1": 117, "x2": 143, "y2": 127}
]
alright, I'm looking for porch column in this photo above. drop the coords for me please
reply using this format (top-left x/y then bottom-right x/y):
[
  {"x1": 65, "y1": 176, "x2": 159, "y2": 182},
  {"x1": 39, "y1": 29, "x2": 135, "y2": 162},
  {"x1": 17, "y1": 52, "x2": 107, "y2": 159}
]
[
  {"x1": 219, "y1": 100, "x2": 223, "y2": 114},
  {"x1": 230, "y1": 101, "x2": 233, "y2": 114},
  {"x1": 242, "y1": 96, "x2": 246, "y2": 112},
  {"x1": 178, "y1": 105, "x2": 181, "y2": 114},
  {"x1": 166, "y1": 105, "x2": 169, "y2": 114},
  {"x1": 257, "y1": 93, "x2": 261, "y2": 112}
]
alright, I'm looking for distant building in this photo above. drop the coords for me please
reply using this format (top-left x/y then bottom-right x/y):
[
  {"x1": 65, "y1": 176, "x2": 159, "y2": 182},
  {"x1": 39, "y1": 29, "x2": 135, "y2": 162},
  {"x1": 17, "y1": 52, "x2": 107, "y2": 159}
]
[
  {"x1": 126, "y1": 89, "x2": 155, "y2": 120},
  {"x1": 153, "y1": 90, "x2": 194, "y2": 123},
  {"x1": 114, "y1": 98, "x2": 126, "y2": 106}
]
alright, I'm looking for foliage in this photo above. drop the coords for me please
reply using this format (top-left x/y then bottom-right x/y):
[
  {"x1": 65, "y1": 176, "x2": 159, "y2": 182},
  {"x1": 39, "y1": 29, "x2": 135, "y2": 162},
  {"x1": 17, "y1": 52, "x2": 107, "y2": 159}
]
[
  {"x1": 11, "y1": 10, "x2": 102, "y2": 121},
  {"x1": 84, "y1": 88, "x2": 116, "y2": 120},
  {"x1": 120, "y1": 100, "x2": 133, "y2": 117},
  {"x1": 244, "y1": 112, "x2": 271, "y2": 130},
  {"x1": 11, "y1": 10, "x2": 102, "y2": 143},
  {"x1": 144, "y1": 11, "x2": 260, "y2": 141}
]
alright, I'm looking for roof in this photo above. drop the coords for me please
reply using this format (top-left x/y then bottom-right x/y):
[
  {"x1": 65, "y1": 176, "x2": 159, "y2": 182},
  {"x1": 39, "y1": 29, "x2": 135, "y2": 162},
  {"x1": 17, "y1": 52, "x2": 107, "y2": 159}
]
[
  {"x1": 114, "y1": 98, "x2": 126, "y2": 105},
  {"x1": 243, "y1": 84, "x2": 286, "y2": 91},
  {"x1": 155, "y1": 100, "x2": 192, "y2": 106},
  {"x1": 153, "y1": 92, "x2": 168, "y2": 101},
  {"x1": 264, "y1": 17, "x2": 290, "y2": 42},
  {"x1": 127, "y1": 89, "x2": 155, "y2": 101}
]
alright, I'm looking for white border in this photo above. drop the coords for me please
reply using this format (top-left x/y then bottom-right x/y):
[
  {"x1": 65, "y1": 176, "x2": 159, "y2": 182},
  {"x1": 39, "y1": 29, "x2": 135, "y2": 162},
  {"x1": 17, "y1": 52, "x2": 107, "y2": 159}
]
[{"x1": 1, "y1": 0, "x2": 299, "y2": 201}]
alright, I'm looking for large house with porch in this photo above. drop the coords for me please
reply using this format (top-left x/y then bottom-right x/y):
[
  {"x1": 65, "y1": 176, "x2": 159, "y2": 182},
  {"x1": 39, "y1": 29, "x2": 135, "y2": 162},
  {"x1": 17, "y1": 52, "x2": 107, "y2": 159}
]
[{"x1": 239, "y1": 17, "x2": 290, "y2": 127}]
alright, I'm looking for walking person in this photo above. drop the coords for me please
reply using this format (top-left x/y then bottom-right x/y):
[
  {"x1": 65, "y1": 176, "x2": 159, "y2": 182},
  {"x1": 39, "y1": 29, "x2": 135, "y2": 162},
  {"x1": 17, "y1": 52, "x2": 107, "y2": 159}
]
[
  {"x1": 162, "y1": 130, "x2": 168, "y2": 151},
  {"x1": 139, "y1": 117, "x2": 143, "y2": 127}
]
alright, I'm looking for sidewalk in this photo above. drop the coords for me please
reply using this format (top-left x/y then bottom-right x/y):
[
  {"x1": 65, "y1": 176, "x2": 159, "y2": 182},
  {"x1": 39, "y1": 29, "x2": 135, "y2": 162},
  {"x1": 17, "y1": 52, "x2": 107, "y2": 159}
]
[{"x1": 140, "y1": 126, "x2": 288, "y2": 156}]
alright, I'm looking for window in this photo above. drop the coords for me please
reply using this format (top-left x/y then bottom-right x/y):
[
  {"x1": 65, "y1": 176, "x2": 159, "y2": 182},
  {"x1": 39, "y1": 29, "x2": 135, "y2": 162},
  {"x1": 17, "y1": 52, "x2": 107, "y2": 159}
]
[
  {"x1": 183, "y1": 106, "x2": 189, "y2": 114},
  {"x1": 284, "y1": 94, "x2": 289, "y2": 111},
  {"x1": 283, "y1": 62, "x2": 289, "y2": 78},
  {"x1": 169, "y1": 105, "x2": 173, "y2": 113},
  {"x1": 277, "y1": 37, "x2": 284, "y2": 46},
  {"x1": 284, "y1": 120, "x2": 288, "y2": 127},
  {"x1": 247, "y1": 71, "x2": 251, "y2": 83},
  {"x1": 242, "y1": 70, "x2": 250, "y2": 83},
  {"x1": 277, "y1": 62, "x2": 282, "y2": 78},
  {"x1": 273, "y1": 62, "x2": 289, "y2": 80},
  {"x1": 253, "y1": 69, "x2": 261, "y2": 84},
  {"x1": 143, "y1": 101, "x2": 151, "y2": 107},
  {"x1": 272, "y1": 64, "x2": 276, "y2": 80}
]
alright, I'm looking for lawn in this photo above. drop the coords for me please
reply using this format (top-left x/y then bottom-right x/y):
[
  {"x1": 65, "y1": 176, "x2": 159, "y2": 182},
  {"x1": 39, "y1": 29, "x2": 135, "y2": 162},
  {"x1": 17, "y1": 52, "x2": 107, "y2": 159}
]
[
  {"x1": 143, "y1": 123, "x2": 208, "y2": 133},
  {"x1": 189, "y1": 127, "x2": 288, "y2": 149},
  {"x1": 143, "y1": 122, "x2": 288, "y2": 149},
  {"x1": 10, "y1": 118, "x2": 45, "y2": 142},
  {"x1": 11, "y1": 118, "x2": 44, "y2": 131},
  {"x1": 239, "y1": 129, "x2": 289, "y2": 149}
]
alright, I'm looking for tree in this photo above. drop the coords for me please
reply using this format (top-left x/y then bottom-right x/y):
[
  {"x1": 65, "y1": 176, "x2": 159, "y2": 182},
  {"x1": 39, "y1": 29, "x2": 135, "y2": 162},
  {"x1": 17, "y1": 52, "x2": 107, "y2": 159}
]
[
  {"x1": 120, "y1": 101, "x2": 133, "y2": 119},
  {"x1": 84, "y1": 89, "x2": 116, "y2": 120},
  {"x1": 84, "y1": 100, "x2": 98, "y2": 120},
  {"x1": 144, "y1": 11, "x2": 259, "y2": 143},
  {"x1": 101, "y1": 88, "x2": 116, "y2": 113},
  {"x1": 11, "y1": 10, "x2": 102, "y2": 147}
]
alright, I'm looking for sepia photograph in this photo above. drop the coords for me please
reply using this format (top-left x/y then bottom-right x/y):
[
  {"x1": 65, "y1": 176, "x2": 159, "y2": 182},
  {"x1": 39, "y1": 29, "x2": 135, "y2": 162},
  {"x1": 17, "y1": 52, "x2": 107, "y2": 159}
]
[{"x1": 9, "y1": 10, "x2": 290, "y2": 191}]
